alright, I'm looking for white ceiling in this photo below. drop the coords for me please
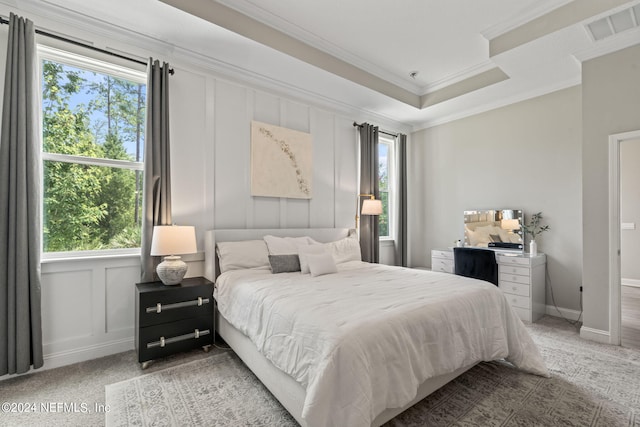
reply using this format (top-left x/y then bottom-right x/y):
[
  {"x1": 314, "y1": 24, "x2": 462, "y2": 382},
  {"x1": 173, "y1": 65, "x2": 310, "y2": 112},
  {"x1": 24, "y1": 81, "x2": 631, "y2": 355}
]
[{"x1": 8, "y1": 0, "x2": 640, "y2": 129}]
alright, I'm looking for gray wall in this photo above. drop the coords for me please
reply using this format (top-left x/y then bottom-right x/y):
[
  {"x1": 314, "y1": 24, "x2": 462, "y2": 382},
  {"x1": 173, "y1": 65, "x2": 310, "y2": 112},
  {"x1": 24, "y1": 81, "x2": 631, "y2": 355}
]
[
  {"x1": 621, "y1": 138, "x2": 640, "y2": 283},
  {"x1": 582, "y1": 44, "x2": 640, "y2": 332},
  {"x1": 409, "y1": 86, "x2": 583, "y2": 312}
]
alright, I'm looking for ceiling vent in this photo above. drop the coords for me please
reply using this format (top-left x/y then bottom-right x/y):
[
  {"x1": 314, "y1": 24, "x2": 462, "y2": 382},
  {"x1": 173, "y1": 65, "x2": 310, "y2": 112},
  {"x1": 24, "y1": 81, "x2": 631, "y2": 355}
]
[{"x1": 586, "y1": 4, "x2": 640, "y2": 41}]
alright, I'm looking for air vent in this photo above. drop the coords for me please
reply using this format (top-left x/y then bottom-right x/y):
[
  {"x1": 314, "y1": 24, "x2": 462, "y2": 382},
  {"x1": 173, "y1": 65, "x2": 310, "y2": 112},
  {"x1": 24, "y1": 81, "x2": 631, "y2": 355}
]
[{"x1": 586, "y1": 4, "x2": 640, "y2": 41}]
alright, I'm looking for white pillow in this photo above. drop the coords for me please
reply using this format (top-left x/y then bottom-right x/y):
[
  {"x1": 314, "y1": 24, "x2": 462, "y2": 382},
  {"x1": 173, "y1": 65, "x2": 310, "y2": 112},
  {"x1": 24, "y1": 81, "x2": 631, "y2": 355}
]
[
  {"x1": 307, "y1": 252, "x2": 338, "y2": 277},
  {"x1": 298, "y1": 244, "x2": 327, "y2": 274},
  {"x1": 263, "y1": 235, "x2": 317, "y2": 255},
  {"x1": 216, "y1": 240, "x2": 270, "y2": 273},
  {"x1": 324, "y1": 234, "x2": 362, "y2": 264}
]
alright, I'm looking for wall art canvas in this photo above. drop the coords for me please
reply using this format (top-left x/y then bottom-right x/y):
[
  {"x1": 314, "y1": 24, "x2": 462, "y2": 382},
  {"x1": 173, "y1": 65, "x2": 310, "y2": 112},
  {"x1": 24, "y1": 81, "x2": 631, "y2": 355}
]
[{"x1": 251, "y1": 121, "x2": 312, "y2": 199}]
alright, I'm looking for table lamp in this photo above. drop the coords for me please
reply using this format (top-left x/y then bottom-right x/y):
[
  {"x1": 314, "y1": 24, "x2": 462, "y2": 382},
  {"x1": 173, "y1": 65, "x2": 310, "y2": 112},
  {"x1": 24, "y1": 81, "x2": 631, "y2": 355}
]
[{"x1": 150, "y1": 225, "x2": 197, "y2": 285}]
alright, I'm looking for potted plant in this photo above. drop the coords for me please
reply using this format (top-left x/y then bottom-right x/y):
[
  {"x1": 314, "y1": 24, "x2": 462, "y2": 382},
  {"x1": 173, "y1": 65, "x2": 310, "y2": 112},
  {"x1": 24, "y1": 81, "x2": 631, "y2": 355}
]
[{"x1": 521, "y1": 212, "x2": 549, "y2": 256}]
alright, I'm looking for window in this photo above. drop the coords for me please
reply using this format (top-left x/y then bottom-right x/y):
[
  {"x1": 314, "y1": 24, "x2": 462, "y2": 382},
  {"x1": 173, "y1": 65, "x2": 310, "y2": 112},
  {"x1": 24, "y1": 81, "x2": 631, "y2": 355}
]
[
  {"x1": 378, "y1": 136, "x2": 395, "y2": 238},
  {"x1": 39, "y1": 48, "x2": 146, "y2": 253}
]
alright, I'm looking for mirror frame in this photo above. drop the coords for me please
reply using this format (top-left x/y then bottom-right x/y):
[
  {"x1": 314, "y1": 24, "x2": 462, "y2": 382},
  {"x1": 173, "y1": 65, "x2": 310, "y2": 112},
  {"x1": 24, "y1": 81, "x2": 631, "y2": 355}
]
[{"x1": 463, "y1": 209, "x2": 523, "y2": 252}]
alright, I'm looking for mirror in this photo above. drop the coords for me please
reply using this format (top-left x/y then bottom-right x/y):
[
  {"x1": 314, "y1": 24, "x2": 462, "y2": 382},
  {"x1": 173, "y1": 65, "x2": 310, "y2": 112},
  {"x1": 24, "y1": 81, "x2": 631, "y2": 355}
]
[{"x1": 463, "y1": 209, "x2": 523, "y2": 252}]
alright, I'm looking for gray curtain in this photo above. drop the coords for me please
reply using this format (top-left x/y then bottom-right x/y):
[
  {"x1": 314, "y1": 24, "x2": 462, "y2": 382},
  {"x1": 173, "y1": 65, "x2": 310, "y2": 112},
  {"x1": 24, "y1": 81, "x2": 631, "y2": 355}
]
[
  {"x1": 359, "y1": 123, "x2": 379, "y2": 263},
  {"x1": 395, "y1": 133, "x2": 408, "y2": 267},
  {"x1": 0, "y1": 13, "x2": 43, "y2": 375},
  {"x1": 141, "y1": 59, "x2": 172, "y2": 282}
]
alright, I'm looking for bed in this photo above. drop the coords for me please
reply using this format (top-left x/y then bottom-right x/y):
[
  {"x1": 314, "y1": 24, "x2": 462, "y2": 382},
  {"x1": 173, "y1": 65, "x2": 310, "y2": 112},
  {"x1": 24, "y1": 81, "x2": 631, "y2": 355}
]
[{"x1": 204, "y1": 228, "x2": 548, "y2": 427}]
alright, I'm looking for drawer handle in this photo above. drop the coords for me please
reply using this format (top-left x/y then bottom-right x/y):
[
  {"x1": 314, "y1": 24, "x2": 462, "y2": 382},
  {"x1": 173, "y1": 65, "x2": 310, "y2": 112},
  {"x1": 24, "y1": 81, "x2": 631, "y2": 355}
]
[
  {"x1": 512, "y1": 276, "x2": 517, "y2": 281},
  {"x1": 146, "y1": 329, "x2": 211, "y2": 349},
  {"x1": 147, "y1": 297, "x2": 211, "y2": 314},
  {"x1": 512, "y1": 286, "x2": 517, "y2": 291}
]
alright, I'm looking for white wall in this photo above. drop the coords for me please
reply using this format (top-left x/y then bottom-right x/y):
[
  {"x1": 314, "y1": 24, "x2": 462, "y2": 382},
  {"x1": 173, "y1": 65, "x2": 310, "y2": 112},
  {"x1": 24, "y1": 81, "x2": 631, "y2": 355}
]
[
  {"x1": 582, "y1": 44, "x2": 640, "y2": 335},
  {"x1": 409, "y1": 86, "x2": 583, "y2": 314},
  {"x1": 620, "y1": 138, "x2": 640, "y2": 284},
  {"x1": 0, "y1": 7, "x2": 406, "y2": 372}
]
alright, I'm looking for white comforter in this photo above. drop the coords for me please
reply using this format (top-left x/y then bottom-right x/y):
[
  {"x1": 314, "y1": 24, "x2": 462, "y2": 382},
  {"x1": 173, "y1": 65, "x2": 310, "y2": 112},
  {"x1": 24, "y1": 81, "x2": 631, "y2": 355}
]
[{"x1": 215, "y1": 261, "x2": 549, "y2": 427}]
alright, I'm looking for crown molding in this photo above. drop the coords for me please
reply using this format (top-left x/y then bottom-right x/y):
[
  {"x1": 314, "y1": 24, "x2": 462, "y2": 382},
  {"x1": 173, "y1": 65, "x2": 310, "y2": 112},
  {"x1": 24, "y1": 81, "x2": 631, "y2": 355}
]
[
  {"x1": 0, "y1": 0, "x2": 411, "y2": 132},
  {"x1": 573, "y1": 25, "x2": 640, "y2": 62},
  {"x1": 215, "y1": 0, "x2": 423, "y2": 94},
  {"x1": 419, "y1": 60, "x2": 499, "y2": 95},
  {"x1": 480, "y1": 0, "x2": 573, "y2": 40},
  {"x1": 412, "y1": 76, "x2": 581, "y2": 132}
]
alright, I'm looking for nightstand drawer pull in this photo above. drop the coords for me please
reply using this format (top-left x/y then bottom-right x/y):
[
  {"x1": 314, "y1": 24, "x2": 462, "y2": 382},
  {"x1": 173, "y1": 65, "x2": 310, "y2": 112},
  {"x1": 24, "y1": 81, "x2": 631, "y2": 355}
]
[
  {"x1": 146, "y1": 329, "x2": 211, "y2": 349},
  {"x1": 146, "y1": 297, "x2": 211, "y2": 314}
]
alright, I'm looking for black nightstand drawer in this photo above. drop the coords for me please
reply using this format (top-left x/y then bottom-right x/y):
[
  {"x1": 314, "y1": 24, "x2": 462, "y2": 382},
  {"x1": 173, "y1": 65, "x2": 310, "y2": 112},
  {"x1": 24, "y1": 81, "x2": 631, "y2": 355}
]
[
  {"x1": 135, "y1": 277, "x2": 215, "y2": 367},
  {"x1": 137, "y1": 316, "x2": 213, "y2": 363},
  {"x1": 137, "y1": 279, "x2": 214, "y2": 327}
]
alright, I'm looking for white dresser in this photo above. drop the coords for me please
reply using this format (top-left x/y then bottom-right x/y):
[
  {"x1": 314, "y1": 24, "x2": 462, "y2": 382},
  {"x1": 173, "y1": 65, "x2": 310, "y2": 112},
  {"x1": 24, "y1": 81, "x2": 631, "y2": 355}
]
[{"x1": 430, "y1": 249, "x2": 546, "y2": 322}]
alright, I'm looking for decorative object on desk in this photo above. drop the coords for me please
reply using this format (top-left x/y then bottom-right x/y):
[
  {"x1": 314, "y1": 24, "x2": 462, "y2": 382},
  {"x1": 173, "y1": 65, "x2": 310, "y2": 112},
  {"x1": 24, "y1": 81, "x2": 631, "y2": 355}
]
[
  {"x1": 150, "y1": 225, "x2": 197, "y2": 285},
  {"x1": 250, "y1": 120, "x2": 312, "y2": 199},
  {"x1": 521, "y1": 212, "x2": 550, "y2": 256},
  {"x1": 355, "y1": 193, "x2": 383, "y2": 229}
]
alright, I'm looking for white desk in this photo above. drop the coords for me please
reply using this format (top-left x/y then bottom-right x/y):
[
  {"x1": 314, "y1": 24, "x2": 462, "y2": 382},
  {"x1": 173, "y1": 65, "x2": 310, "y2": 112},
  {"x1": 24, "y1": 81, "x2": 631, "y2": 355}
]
[{"x1": 430, "y1": 248, "x2": 546, "y2": 322}]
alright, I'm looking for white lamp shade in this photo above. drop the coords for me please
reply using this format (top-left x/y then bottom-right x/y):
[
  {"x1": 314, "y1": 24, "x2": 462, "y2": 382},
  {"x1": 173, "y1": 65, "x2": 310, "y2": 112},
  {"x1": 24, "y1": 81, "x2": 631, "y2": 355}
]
[
  {"x1": 361, "y1": 199, "x2": 383, "y2": 216},
  {"x1": 150, "y1": 225, "x2": 197, "y2": 256}
]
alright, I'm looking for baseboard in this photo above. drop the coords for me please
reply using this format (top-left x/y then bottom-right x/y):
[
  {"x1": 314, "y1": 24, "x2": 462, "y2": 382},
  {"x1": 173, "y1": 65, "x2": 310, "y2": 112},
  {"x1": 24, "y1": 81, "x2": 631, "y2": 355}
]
[
  {"x1": 579, "y1": 326, "x2": 611, "y2": 344},
  {"x1": 622, "y1": 278, "x2": 640, "y2": 288},
  {"x1": 0, "y1": 337, "x2": 134, "y2": 382},
  {"x1": 43, "y1": 337, "x2": 134, "y2": 371},
  {"x1": 545, "y1": 305, "x2": 582, "y2": 321}
]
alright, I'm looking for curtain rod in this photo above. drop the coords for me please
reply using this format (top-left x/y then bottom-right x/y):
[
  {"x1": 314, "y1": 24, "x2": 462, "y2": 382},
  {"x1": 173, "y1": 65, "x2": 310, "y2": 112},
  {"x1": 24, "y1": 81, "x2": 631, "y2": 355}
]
[
  {"x1": 0, "y1": 16, "x2": 174, "y2": 75},
  {"x1": 352, "y1": 121, "x2": 398, "y2": 138}
]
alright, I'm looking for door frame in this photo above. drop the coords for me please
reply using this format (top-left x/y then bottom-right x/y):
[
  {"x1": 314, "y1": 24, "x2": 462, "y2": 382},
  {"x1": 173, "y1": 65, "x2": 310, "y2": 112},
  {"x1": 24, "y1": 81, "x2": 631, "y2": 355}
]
[{"x1": 609, "y1": 129, "x2": 640, "y2": 346}]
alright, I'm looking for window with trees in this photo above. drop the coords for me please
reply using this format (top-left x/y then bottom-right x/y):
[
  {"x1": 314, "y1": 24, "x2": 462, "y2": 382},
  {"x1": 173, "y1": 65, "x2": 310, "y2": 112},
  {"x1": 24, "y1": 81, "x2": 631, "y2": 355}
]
[
  {"x1": 378, "y1": 136, "x2": 394, "y2": 238},
  {"x1": 39, "y1": 48, "x2": 146, "y2": 253}
]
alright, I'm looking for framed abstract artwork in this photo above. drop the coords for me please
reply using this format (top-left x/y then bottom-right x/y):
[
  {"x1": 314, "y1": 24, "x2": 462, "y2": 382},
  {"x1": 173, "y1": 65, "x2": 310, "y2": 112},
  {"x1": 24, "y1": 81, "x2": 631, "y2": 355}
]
[{"x1": 250, "y1": 121, "x2": 313, "y2": 199}]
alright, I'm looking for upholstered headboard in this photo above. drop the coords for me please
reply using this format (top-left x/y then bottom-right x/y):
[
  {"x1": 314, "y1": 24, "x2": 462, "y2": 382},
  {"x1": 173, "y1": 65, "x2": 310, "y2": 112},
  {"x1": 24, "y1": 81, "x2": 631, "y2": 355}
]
[{"x1": 204, "y1": 228, "x2": 352, "y2": 281}]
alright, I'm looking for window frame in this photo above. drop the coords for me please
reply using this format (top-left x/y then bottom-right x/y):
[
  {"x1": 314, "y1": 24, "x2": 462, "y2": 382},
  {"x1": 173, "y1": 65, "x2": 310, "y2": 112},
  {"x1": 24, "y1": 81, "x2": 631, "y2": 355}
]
[
  {"x1": 38, "y1": 45, "x2": 147, "y2": 260},
  {"x1": 378, "y1": 135, "x2": 395, "y2": 240}
]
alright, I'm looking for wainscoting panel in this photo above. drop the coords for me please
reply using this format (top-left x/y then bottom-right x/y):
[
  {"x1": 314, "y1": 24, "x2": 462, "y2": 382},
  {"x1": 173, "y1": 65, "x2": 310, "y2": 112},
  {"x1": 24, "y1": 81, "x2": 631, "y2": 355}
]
[
  {"x1": 214, "y1": 80, "x2": 252, "y2": 229},
  {"x1": 41, "y1": 269, "x2": 94, "y2": 345},
  {"x1": 105, "y1": 265, "x2": 139, "y2": 334},
  {"x1": 170, "y1": 68, "x2": 209, "y2": 249},
  {"x1": 38, "y1": 256, "x2": 142, "y2": 369},
  {"x1": 309, "y1": 109, "x2": 336, "y2": 228},
  {"x1": 212, "y1": 81, "x2": 357, "y2": 231},
  {"x1": 334, "y1": 116, "x2": 358, "y2": 228}
]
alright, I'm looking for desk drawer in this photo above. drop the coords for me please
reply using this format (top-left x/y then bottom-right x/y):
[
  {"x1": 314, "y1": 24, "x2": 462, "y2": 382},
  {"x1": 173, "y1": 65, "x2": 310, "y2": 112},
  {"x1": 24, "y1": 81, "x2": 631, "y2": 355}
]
[
  {"x1": 500, "y1": 281, "x2": 530, "y2": 297},
  {"x1": 499, "y1": 272, "x2": 531, "y2": 285},
  {"x1": 499, "y1": 265, "x2": 530, "y2": 276},
  {"x1": 496, "y1": 255, "x2": 531, "y2": 266},
  {"x1": 431, "y1": 250, "x2": 453, "y2": 260},
  {"x1": 503, "y1": 293, "x2": 530, "y2": 309},
  {"x1": 432, "y1": 258, "x2": 454, "y2": 273}
]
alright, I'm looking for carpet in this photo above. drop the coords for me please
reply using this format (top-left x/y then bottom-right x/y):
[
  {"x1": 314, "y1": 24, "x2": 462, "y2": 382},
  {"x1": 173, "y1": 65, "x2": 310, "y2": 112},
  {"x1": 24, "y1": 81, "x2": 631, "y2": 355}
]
[{"x1": 106, "y1": 320, "x2": 640, "y2": 426}]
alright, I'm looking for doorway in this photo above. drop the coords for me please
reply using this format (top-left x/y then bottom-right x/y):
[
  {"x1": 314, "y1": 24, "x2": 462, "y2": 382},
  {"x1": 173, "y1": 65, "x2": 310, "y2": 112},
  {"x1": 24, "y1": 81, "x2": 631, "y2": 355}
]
[{"x1": 609, "y1": 130, "x2": 640, "y2": 348}]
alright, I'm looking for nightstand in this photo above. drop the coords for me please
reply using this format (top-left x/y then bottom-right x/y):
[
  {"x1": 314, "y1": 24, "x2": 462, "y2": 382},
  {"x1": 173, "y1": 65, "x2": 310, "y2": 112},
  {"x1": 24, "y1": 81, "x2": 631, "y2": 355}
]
[{"x1": 135, "y1": 277, "x2": 214, "y2": 369}]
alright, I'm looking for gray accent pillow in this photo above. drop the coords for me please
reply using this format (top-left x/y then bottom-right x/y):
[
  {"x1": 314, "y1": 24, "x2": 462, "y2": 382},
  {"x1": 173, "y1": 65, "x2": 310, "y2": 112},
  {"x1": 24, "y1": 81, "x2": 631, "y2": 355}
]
[{"x1": 268, "y1": 254, "x2": 301, "y2": 273}]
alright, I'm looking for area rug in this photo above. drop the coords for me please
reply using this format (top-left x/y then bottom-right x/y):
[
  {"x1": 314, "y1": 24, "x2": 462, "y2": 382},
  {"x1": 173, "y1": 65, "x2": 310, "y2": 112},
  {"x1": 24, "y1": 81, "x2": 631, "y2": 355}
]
[
  {"x1": 106, "y1": 320, "x2": 640, "y2": 426},
  {"x1": 105, "y1": 352, "x2": 296, "y2": 426}
]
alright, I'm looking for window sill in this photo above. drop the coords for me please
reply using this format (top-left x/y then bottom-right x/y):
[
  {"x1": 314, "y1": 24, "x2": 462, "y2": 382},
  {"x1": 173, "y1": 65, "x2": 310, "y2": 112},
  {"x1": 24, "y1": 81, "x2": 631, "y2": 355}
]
[
  {"x1": 379, "y1": 238, "x2": 395, "y2": 246},
  {"x1": 41, "y1": 249, "x2": 141, "y2": 264},
  {"x1": 41, "y1": 250, "x2": 205, "y2": 264}
]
